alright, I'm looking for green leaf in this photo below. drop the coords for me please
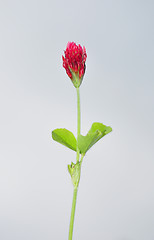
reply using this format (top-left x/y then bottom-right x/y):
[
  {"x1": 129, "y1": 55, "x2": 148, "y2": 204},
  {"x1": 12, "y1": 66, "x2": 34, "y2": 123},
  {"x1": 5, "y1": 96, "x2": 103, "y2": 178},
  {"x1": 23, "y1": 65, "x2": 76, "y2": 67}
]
[
  {"x1": 78, "y1": 122, "x2": 112, "y2": 154},
  {"x1": 52, "y1": 128, "x2": 77, "y2": 151}
]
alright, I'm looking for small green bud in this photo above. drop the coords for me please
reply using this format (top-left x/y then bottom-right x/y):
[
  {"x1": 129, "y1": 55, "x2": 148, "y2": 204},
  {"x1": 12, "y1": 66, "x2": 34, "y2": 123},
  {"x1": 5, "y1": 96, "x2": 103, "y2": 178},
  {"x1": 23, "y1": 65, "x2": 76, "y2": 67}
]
[{"x1": 68, "y1": 162, "x2": 81, "y2": 188}]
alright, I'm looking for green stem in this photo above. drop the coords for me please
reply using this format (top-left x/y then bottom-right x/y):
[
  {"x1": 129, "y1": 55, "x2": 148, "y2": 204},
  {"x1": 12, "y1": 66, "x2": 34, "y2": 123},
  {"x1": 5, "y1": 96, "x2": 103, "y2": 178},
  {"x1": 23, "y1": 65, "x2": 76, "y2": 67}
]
[
  {"x1": 76, "y1": 87, "x2": 81, "y2": 163},
  {"x1": 68, "y1": 187, "x2": 78, "y2": 240},
  {"x1": 68, "y1": 88, "x2": 81, "y2": 240},
  {"x1": 80, "y1": 153, "x2": 85, "y2": 164}
]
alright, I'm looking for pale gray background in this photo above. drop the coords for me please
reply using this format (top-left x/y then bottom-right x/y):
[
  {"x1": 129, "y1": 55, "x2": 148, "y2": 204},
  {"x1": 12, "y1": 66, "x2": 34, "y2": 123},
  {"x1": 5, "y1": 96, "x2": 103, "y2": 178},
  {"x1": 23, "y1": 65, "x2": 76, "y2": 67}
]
[{"x1": 0, "y1": 0, "x2": 154, "y2": 239}]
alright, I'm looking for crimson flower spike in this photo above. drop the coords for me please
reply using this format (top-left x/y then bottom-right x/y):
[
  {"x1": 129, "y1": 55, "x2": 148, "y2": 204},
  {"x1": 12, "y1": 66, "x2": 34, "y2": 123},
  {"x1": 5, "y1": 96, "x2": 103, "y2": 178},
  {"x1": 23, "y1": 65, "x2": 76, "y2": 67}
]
[{"x1": 62, "y1": 42, "x2": 87, "y2": 88}]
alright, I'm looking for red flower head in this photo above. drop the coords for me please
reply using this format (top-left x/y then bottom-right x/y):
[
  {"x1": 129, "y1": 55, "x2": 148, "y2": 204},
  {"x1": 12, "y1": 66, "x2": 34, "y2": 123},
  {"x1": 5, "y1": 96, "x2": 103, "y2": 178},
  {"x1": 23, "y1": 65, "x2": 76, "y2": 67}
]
[{"x1": 62, "y1": 42, "x2": 87, "y2": 88}]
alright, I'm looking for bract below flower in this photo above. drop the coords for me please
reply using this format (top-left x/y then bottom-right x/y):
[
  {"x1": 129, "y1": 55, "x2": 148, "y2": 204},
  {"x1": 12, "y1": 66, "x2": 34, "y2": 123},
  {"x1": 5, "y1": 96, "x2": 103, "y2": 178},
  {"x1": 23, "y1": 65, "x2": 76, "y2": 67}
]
[{"x1": 62, "y1": 42, "x2": 87, "y2": 88}]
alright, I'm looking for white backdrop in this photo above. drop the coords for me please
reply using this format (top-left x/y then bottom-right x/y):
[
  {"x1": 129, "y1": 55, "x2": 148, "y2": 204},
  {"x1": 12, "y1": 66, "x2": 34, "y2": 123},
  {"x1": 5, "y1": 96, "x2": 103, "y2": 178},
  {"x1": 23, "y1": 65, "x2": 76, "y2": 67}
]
[{"x1": 0, "y1": 0, "x2": 154, "y2": 239}]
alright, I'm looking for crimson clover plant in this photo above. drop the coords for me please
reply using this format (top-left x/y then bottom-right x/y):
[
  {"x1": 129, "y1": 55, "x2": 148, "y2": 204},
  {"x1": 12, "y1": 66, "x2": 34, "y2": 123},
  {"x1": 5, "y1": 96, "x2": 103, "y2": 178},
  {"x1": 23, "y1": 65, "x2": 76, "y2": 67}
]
[{"x1": 52, "y1": 42, "x2": 112, "y2": 240}]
